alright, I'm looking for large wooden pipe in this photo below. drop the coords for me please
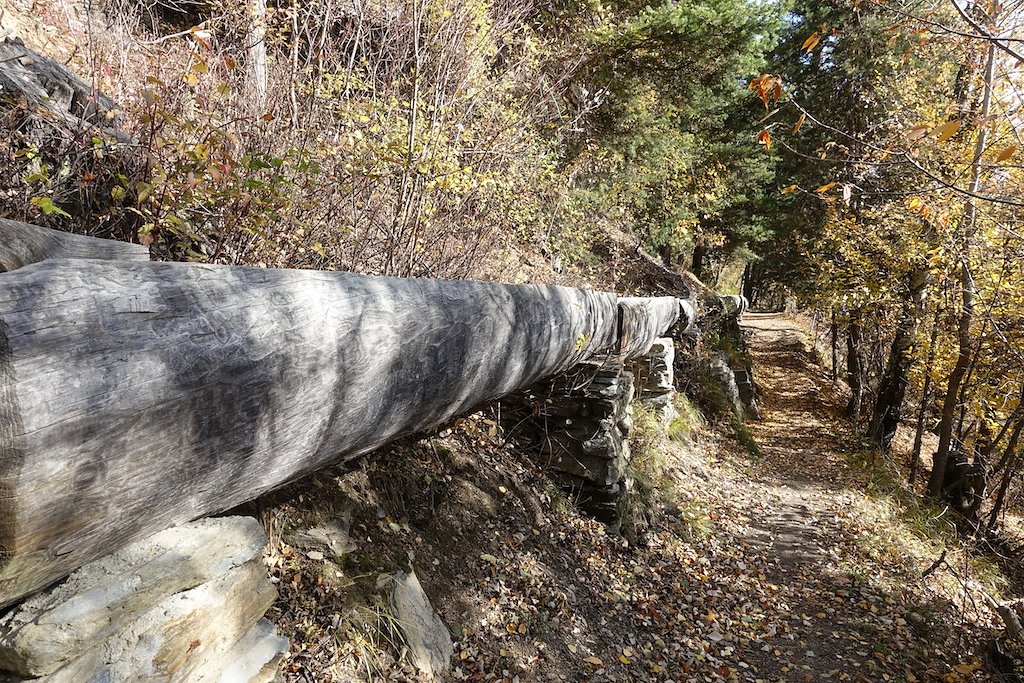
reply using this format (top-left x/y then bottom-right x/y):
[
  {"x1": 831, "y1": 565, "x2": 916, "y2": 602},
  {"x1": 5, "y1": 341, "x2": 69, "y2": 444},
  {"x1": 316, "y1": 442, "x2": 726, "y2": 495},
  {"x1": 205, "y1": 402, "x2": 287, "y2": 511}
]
[
  {"x1": 0, "y1": 219, "x2": 148, "y2": 272},
  {"x1": 0, "y1": 259, "x2": 624, "y2": 605},
  {"x1": 618, "y1": 296, "x2": 692, "y2": 358}
]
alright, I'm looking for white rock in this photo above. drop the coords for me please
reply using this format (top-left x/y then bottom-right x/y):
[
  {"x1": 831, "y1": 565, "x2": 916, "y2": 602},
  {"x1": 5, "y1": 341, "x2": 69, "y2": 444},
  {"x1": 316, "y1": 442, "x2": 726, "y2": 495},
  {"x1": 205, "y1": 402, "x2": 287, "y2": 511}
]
[
  {"x1": 0, "y1": 517, "x2": 275, "y2": 680},
  {"x1": 388, "y1": 569, "x2": 453, "y2": 679}
]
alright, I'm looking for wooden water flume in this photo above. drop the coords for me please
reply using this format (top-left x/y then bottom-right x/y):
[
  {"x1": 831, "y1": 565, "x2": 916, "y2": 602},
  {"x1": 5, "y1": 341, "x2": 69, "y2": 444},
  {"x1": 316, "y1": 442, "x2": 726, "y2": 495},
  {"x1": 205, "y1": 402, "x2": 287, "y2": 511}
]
[
  {"x1": 0, "y1": 225, "x2": 693, "y2": 606},
  {"x1": 0, "y1": 218, "x2": 148, "y2": 272}
]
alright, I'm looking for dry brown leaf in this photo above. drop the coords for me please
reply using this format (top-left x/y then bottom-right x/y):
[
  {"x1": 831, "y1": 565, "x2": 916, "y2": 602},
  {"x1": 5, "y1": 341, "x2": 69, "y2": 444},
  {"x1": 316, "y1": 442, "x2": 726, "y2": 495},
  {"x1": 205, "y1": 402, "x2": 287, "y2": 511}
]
[{"x1": 792, "y1": 113, "x2": 806, "y2": 134}]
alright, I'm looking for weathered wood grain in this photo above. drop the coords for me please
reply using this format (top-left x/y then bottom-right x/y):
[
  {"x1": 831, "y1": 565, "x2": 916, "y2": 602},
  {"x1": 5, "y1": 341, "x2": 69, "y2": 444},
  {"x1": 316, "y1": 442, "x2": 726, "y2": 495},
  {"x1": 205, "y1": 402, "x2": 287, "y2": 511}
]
[
  {"x1": 0, "y1": 39, "x2": 127, "y2": 138},
  {"x1": 718, "y1": 294, "x2": 748, "y2": 316},
  {"x1": 0, "y1": 259, "x2": 620, "y2": 606},
  {"x1": 617, "y1": 297, "x2": 688, "y2": 358},
  {"x1": 0, "y1": 219, "x2": 148, "y2": 272}
]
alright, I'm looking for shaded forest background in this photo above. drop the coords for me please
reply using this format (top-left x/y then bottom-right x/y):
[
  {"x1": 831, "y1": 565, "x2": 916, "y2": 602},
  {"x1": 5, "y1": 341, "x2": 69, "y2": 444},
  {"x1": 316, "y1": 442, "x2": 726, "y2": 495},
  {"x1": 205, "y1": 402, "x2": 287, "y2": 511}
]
[{"x1": 2, "y1": 0, "x2": 1023, "y2": 541}]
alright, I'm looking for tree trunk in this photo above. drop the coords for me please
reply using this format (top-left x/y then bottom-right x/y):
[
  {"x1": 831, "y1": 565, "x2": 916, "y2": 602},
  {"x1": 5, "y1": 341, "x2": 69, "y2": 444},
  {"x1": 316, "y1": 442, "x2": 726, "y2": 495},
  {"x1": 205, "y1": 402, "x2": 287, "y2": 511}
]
[
  {"x1": 830, "y1": 310, "x2": 839, "y2": 383},
  {"x1": 928, "y1": 35, "x2": 997, "y2": 498},
  {"x1": 660, "y1": 243, "x2": 675, "y2": 269},
  {"x1": 987, "y1": 426, "x2": 1024, "y2": 533},
  {"x1": 987, "y1": 455, "x2": 1020, "y2": 535},
  {"x1": 868, "y1": 269, "x2": 929, "y2": 453},
  {"x1": 690, "y1": 243, "x2": 706, "y2": 279},
  {"x1": 846, "y1": 316, "x2": 864, "y2": 423},
  {"x1": 249, "y1": 0, "x2": 269, "y2": 110},
  {"x1": 741, "y1": 261, "x2": 755, "y2": 306},
  {"x1": 930, "y1": 293, "x2": 977, "y2": 496},
  {"x1": 0, "y1": 260, "x2": 688, "y2": 606},
  {"x1": 984, "y1": 403, "x2": 1024, "y2": 532},
  {"x1": 961, "y1": 423, "x2": 993, "y2": 526},
  {"x1": 909, "y1": 310, "x2": 941, "y2": 486}
]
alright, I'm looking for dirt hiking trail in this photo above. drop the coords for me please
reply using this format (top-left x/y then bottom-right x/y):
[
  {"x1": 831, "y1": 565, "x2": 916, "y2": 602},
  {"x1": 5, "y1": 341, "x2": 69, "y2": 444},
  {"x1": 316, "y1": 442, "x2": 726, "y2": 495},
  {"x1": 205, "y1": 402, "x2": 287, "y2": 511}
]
[{"x1": 725, "y1": 313, "x2": 985, "y2": 683}]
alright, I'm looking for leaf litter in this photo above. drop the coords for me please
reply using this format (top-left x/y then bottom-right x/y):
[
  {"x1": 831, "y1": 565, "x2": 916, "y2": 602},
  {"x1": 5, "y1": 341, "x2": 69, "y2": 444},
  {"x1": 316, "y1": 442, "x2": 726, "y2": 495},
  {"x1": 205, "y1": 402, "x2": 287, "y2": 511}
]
[{"x1": 258, "y1": 314, "x2": 1011, "y2": 682}]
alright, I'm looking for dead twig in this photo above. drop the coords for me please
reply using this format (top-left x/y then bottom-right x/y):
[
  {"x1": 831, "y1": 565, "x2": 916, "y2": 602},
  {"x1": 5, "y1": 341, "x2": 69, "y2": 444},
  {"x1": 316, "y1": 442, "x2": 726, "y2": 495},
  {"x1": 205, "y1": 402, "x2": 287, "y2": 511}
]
[{"x1": 921, "y1": 549, "x2": 948, "y2": 579}]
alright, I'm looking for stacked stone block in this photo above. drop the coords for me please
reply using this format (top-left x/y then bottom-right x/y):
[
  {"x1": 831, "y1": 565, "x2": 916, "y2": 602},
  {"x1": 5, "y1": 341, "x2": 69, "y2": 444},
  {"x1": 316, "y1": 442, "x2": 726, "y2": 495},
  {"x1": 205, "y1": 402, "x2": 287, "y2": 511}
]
[
  {"x1": 505, "y1": 360, "x2": 636, "y2": 522},
  {"x1": 627, "y1": 337, "x2": 677, "y2": 428}
]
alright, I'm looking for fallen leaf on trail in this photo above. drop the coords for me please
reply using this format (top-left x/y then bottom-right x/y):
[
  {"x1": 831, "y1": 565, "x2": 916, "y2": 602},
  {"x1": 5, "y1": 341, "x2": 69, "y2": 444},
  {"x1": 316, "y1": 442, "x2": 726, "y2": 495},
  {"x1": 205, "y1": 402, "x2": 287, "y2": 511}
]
[{"x1": 953, "y1": 660, "x2": 981, "y2": 675}]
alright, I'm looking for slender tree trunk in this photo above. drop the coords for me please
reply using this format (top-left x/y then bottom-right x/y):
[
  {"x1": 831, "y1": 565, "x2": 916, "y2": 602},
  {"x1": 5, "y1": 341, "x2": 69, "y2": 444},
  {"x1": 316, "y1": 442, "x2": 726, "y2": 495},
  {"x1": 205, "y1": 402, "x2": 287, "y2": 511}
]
[
  {"x1": 830, "y1": 310, "x2": 839, "y2": 384},
  {"x1": 928, "y1": 36, "x2": 997, "y2": 498},
  {"x1": 987, "y1": 417, "x2": 1024, "y2": 533},
  {"x1": 987, "y1": 454, "x2": 1020, "y2": 534},
  {"x1": 869, "y1": 269, "x2": 929, "y2": 453},
  {"x1": 690, "y1": 243, "x2": 706, "y2": 278},
  {"x1": 846, "y1": 315, "x2": 864, "y2": 423},
  {"x1": 248, "y1": 0, "x2": 268, "y2": 110},
  {"x1": 909, "y1": 310, "x2": 940, "y2": 486},
  {"x1": 661, "y1": 244, "x2": 675, "y2": 268},
  {"x1": 289, "y1": 1, "x2": 300, "y2": 126},
  {"x1": 962, "y1": 423, "x2": 993, "y2": 526},
  {"x1": 741, "y1": 261, "x2": 754, "y2": 305}
]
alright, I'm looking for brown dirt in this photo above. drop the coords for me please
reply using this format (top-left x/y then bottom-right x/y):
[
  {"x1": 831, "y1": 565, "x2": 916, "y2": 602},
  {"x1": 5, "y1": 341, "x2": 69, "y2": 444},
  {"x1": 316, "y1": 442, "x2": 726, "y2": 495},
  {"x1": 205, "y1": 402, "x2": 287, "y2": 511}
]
[
  {"x1": 737, "y1": 313, "x2": 1001, "y2": 683},
  {"x1": 255, "y1": 313, "x2": 1005, "y2": 683}
]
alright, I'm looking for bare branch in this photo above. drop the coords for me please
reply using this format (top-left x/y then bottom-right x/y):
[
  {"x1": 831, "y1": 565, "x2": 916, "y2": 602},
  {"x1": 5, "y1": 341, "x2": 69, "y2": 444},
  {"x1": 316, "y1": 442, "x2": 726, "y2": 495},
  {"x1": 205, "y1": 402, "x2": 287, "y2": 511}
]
[
  {"x1": 787, "y1": 102, "x2": 1024, "y2": 208},
  {"x1": 948, "y1": 0, "x2": 1024, "y2": 64}
]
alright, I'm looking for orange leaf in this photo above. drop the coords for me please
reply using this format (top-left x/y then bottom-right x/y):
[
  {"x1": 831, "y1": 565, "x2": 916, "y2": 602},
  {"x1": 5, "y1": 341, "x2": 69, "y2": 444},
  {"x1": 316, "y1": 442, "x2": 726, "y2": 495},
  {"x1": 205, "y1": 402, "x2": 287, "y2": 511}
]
[
  {"x1": 749, "y1": 74, "x2": 783, "y2": 109},
  {"x1": 801, "y1": 31, "x2": 822, "y2": 53},
  {"x1": 792, "y1": 113, "x2": 806, "y2": 134},
  {"x1": 815, "y1": 182, "x2": 838, "y2": 193},
  {"x1": 996, "y1": 145, "x2": 1017, "y2": 162},
  {"x1": 781, "y1": 184, "x2": 798, "y2": 195},
  {"x1": 758, "y1": 128, "x2": 772, "y2": 151},
  {"x1": 932, "y1": 120, "x2": 961, "y2": 143}
]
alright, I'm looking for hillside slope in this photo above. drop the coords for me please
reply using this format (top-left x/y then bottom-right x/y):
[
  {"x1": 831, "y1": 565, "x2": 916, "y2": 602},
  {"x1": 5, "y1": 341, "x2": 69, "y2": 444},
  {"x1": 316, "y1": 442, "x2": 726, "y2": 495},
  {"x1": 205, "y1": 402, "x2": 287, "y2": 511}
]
[{"x1": 252, "y1": 314, "x2": 1011, "y2": 682}]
